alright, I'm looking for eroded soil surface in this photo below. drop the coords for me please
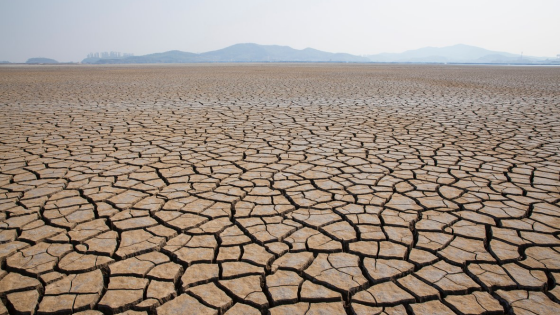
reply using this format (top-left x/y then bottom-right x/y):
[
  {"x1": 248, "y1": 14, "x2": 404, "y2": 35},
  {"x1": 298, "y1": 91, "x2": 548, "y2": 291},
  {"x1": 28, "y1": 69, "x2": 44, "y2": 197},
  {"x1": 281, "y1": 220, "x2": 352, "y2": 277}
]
[{"x1": 0, "y1": 64, "x2": 559, "y2": 315}]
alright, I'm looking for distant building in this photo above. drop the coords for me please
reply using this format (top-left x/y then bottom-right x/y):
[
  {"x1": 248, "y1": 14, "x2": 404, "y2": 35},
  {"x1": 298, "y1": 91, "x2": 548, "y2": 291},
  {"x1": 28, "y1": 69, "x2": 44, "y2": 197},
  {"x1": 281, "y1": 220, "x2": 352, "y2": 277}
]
[{"x1": 86, "y1": 52, "x2": 133, "y2": 59}]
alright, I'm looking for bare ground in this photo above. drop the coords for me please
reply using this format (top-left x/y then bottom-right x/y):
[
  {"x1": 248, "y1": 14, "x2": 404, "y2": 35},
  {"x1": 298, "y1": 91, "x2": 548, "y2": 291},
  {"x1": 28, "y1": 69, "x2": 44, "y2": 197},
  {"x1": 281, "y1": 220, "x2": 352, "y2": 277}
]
[{"x1": 0, "y1": 64, "x2": 559, "y2": 315}]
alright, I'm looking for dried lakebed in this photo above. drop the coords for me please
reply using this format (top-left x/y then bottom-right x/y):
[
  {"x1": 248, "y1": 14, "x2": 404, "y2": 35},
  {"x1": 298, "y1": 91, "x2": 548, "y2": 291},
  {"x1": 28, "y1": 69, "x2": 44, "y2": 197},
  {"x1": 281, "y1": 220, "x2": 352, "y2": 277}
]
[{"x1": 0, "y1": 64, "x2": 559, "y2": 315}]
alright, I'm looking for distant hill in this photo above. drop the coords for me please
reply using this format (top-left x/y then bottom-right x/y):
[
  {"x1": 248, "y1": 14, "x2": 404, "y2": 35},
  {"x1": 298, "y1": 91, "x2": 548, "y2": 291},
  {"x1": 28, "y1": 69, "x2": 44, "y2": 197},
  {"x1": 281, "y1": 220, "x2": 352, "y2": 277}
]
[
  {"x1": 199, "y1": 43, "x2": 368, "y2": 62},
  {"x1": 92, "y1": 50, "x2": 200, "y2": 64},
  {"x1": 26, "y1": 58, "x2": 58, "y2": 64},
  {"x1": 0, "y1": 61, "x2": 10, "y2": 64},
  {"x1": 79, "y1": 43, "x2": 558, "y2": 65},
  {"x1": 82, "y1": 43, "x2": 369, "y2": 64},
  {"x1": 366, "y1": 44, "x2": 547, "y2": 64}
]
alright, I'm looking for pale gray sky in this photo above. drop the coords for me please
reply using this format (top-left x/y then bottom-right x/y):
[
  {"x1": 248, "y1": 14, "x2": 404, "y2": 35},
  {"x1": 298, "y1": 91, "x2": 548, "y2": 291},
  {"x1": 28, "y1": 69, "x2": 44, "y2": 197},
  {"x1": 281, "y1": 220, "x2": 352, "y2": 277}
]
[{"x1": 1, "y1": 0, "x2": 559, "y2": 62}]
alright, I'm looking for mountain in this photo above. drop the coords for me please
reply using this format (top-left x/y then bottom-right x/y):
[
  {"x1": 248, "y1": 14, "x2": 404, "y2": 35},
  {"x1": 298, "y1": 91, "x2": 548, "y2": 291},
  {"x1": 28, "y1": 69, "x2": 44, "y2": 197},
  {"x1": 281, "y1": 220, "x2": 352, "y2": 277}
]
[
  {"x1": 82, "y1": 43, "x2": 369, "y2": 64},
  {"x1": 26, "y1": 58, "x2": 58, "y2": 64},
  {"x1": 200, "y1": 43, "x2": 368, "y2": 62},
  {"x1": 0, "y1": 61, "x2": 10, "y2": 64},
  {"x1": 80, "y1": 43, "x2": 557, "y2": 65},
  {"x1": 366, "y1": 44, "x2": 547, "y2": 63}
]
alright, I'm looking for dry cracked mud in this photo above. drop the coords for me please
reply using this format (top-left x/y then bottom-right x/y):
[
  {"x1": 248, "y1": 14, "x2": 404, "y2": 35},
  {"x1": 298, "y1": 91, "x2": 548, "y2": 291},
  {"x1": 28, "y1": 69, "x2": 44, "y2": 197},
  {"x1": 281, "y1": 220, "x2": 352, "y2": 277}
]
[{"x1": 0, "y1": 64, "x2": 559, "y2": 315}]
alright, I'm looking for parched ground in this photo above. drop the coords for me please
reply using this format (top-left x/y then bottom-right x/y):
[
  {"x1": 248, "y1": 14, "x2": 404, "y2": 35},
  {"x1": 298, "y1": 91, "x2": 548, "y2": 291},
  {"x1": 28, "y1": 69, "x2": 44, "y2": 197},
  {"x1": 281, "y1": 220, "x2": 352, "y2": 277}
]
[{"x1": 0, "y1": 64, "x2": 559, "y2": 315}]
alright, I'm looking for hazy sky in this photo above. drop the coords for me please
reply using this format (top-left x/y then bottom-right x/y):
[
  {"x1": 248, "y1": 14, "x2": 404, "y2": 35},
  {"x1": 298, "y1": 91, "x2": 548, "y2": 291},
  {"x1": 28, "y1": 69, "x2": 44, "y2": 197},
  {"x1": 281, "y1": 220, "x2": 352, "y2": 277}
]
[{"x1": 1, "y1": 0, "x2": 559, "y2": 62}]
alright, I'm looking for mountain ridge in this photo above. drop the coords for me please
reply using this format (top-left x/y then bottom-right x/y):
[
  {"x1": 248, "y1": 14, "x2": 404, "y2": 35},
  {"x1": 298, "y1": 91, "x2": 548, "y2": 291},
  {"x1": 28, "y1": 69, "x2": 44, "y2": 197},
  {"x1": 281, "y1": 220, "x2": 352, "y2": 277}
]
[
  {"x1": 83, "y1": 43, "x2": 369, "y2": 64},
  {"x1": 79, "y1": 43, "x2": 557, "y2": 64},
  {"x1": 365, "y1": 44, "x2": 546, "y2": 63}
]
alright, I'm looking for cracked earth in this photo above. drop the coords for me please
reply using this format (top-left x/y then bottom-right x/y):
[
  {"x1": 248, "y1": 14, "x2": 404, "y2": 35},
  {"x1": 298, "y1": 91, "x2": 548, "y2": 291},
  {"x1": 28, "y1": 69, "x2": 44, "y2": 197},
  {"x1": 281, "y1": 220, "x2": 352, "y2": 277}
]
[{"x1": 0, "y1": 64, "x2": 559, "y2": 315}]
